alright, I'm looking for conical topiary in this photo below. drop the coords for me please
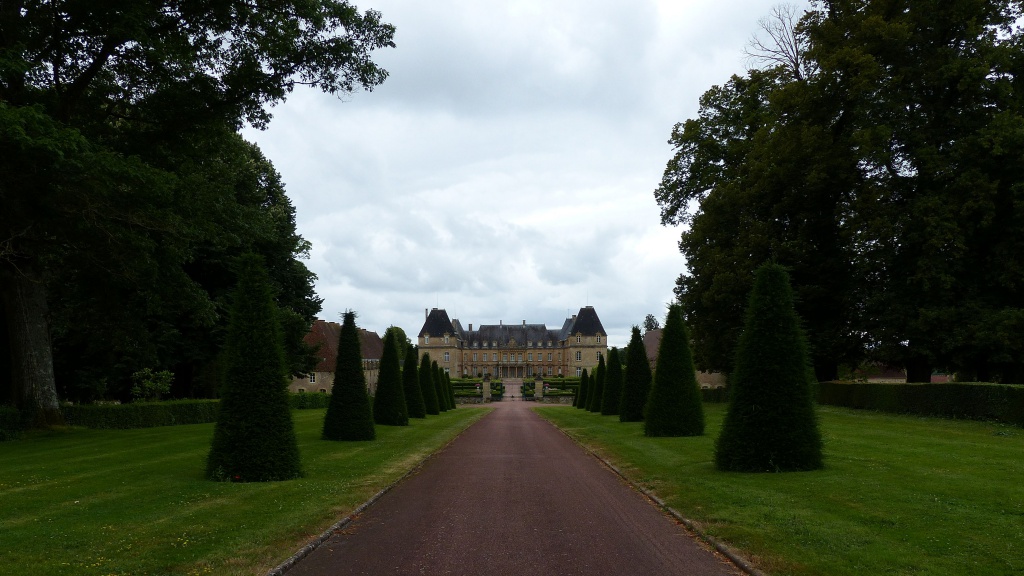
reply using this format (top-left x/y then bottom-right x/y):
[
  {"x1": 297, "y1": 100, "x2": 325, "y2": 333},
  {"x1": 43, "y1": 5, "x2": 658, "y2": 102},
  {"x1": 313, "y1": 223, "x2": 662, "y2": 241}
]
[
  {"x1": 403, "y1": 343, "x2": 426, "y2": 418},
  {"x1": 620, "y1": 326, "x2": 652, "y2": 422},
  {"x1": 373, "y1": 329, "x2": 408, "y2": 426},
  {"x1": 432, "y1": 362, "x2": 447, "y2": 412},
  {"x1": 322, "y1": 311, "x2": 375, "y2": 441},
  {"x1": 601, "y1": 347, "x2": 623, "y2": 416},
  {"x1": 419, "y1": 353, "x2": 440, "y2": 415},
  {"x1": 576, "y1": 369, "x2": 590, "y2": 409},
  {"x1": 588, "y1": 354, "x2": 606, "y2": 412},
  {"x1": 446, "y1": 373, "x2": 456, "y2": 409},
  {"x1": 206, "y1": 254, "x2": 301, "y2": 482},
  {"x1": 715, "y1": 263, "x2": 823, "y2": 472},
  {"x1": 644, "y1": 305, "x2": 704, "y2": 437}
]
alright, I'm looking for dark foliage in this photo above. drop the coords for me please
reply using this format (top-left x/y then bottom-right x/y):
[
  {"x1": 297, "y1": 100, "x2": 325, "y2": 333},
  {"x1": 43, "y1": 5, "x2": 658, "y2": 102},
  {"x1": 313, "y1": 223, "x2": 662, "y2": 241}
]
[
  {"x1": 644, "y1": 305, "x2": 705, "y2": 437},
  {"x1": 322, "y1": 311, "x2": 375, "y2": 441},
  {"x1": 63, "y1": 400, "x2": 219, "y2": 429},
  {"x1": 817, "y1": 382, "x2": 1024, "y2": 427},
  {"x1": 601, "y1": 348, "x2": 623, "y2": 416},
  {"x1": 620, "y1": 327, "x2": 653, "y2": 422},
  {"x1": 433, "y1": 362, "x2": 448, "y2": 411},
  {"x1": 372, "y1": 329, "x2": 408, "y2": 426},
  {"x1": 716, "y1": 263, "x2": 822, "y2": 472},
  {"x1": 576, "y1": 369, "x2": 590, "y2": 409},
  {"x1": 206, "y1": 254, "x2": 302, "y2": 481},
  {"x1": 419, "y1": 354, "x2": 440, "y2": 415},
  {"x1": 0, "y1": 405, "x2": 23, "y2": 441},
  {"x1": 588, "y1": 355, "x2": 606, "y2": 412},
  {"x1": 403, "y1": 344, "x2": 426, "y2": 418}
]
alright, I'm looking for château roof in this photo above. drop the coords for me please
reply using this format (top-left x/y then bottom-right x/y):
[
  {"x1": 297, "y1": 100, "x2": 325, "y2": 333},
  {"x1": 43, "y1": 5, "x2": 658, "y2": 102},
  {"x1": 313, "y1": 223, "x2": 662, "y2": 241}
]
[
  {"x1": 419, "y1": 308, "x2": 455, "y2": 338},
  {"x1": 416, "y1": 306, "x2": 607, "y2": 347}
]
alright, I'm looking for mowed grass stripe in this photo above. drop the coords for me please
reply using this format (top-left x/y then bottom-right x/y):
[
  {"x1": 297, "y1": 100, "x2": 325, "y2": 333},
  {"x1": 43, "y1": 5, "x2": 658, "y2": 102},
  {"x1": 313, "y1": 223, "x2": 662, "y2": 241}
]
[
  {"x1": 0, "y1": 407, "x2": 488, "y2": 576},
  {"x1": 535, "y1": 404, "x2": 1024, "y2": 576}
]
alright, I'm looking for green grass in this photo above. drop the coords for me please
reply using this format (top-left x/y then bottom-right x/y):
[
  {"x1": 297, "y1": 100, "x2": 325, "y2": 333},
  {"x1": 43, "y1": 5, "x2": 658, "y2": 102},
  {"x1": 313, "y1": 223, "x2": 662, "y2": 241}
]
[
  {"x1": 0, "y1": 407, "x2": 488, "y2": 576},
  {"x1": 535, "y1": 404, "x2": 1024, "y2": 576}
]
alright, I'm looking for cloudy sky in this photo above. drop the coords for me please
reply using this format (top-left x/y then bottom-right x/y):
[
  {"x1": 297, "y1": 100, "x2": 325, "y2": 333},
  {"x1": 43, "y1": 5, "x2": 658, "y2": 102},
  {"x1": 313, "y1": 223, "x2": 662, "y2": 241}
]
[{"x1": 243, "y1": 0, "x2": 807, "y2": 348}]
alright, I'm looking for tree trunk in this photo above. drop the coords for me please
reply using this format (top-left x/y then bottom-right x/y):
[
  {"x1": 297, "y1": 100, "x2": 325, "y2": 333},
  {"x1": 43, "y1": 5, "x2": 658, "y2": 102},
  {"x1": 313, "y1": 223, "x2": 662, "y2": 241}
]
[
  {"x1": 904, "y1": 356, "x2": 933, "y2": 384},
  {"x1": 0, "y1": 264, "x2": 63, "y2": 426}
]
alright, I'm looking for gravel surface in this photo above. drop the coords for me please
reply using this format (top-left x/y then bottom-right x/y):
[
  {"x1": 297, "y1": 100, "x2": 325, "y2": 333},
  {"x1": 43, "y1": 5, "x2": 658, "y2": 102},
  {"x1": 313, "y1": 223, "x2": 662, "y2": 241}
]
[{"x1": 285, "y1": 401, "x2": 742, "y2": 576}]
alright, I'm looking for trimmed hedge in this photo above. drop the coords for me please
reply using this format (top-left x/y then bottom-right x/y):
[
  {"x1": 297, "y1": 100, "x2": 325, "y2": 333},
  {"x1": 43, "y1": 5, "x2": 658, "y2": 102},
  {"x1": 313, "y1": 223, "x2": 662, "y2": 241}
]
[
  {"x1": 0, "y1": 405, "x2": 22, "y2": 441},
  {"x1": 62, "y1": 400, "x2": 220, "y2": 429},
  {"x1": 290, "y1": 393, "x2": 331, "y2": 409},
  {"x1": 818, "y1": 381, "x2": 1024, "y2": 427}
]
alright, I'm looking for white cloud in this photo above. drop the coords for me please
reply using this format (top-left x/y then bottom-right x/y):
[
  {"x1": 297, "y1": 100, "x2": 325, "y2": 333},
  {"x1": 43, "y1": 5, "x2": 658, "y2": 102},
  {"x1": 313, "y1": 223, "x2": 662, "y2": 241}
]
[{"x1": 244, "y1": 0, "x2": 808, "y2": 347}]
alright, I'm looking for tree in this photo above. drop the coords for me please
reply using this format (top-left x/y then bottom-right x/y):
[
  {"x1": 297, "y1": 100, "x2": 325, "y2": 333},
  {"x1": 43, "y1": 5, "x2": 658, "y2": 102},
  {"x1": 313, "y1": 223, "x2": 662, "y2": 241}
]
[
  {"x1": 642, "y1": 314, "x2": 661, "y2": 334},
  {"x1": 588, "y1": 355, "x2": 606, "y2": 413},
  {"x1": 432, "y1": 362, "x2": 448, "y2": 412},
  {"x1": 716, "y1": 263, "x2": 822, "y2": 472},
  {"x1": 372, "y1": 329, "x2": 408, "y2": 426},
  {"x1": 644, "y1": 305, "x2": 704, "y2": 437},
  {"x1": 384, "y1": 326, "x2": 412, "y2": 363},
  {"x1": 576, "y1": 369, "x2": 590, "y2": 410},
  {"x1": 0, "y1": 1, "x2": 395, "y2": 424},
  {"x1": 419, "y1": 353, "x2": 440, "y2": 415},
  {"x1": 601, "y1": 348, "x2": 623, "y2": 416},
  {"x1": 445, "y1": 373, "x2": 456, "y2": 410},
  {"x1": 322, "y1": 311, "x2": 375, "y2": 441},
  {"x1": 206, "y1": 254, "x2": 301, "y2": 481},
  {"x1": 620, "y1": 327, "x2": 652, "y2": 422},
  {"x1": 403, "y1": 343, "x2": 426, "y2": 418}
]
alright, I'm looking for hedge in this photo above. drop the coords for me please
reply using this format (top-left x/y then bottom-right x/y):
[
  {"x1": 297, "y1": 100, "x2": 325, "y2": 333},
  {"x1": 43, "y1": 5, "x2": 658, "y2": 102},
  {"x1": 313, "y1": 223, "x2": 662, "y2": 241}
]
[
  {"x1": 290, "y1": 393, "x2": 331, "y2": 409},
  {"x1": 62, "y1": 400, "x2": 220, "y2": 429},
  {"x1": 0, "y1": 405, "x2": 22, "y2": 441},
  {"x1": 817, "y1": 381, "x2": 1024, "y2": 427}
]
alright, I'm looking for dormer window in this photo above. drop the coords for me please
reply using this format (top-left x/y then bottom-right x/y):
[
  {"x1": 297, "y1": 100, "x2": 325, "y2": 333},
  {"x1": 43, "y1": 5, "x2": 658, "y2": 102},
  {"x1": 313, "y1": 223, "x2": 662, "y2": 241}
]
[
  {"x1": 576, "y1": 335, "x2": 581, "y2": 343},
  {"x1": 444, "y1": 335, "x2": 449, "y2": 344},
  {"x1": 596, "y1": 335, "x2": 601, "y2": 343},
  {"x1": 425, "y1": 336, "x2": 429, "y2": 344}
]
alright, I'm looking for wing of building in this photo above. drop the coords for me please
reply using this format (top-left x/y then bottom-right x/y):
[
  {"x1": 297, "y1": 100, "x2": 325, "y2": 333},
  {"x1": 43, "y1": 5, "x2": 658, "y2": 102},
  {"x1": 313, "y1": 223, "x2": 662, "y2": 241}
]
[
  {"x1": 417, "y1": 306, "x2": 608, "y2": 379},
  {"x1": 290, "y1": 320, "x2": 384, "y2": 394}
]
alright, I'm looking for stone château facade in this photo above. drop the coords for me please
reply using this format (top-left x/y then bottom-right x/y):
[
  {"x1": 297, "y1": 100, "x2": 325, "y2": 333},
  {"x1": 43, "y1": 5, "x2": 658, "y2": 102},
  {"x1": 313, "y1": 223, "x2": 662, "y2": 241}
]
[{"x1": 417, "y1": 307, "x2": 608, "y2": 379}]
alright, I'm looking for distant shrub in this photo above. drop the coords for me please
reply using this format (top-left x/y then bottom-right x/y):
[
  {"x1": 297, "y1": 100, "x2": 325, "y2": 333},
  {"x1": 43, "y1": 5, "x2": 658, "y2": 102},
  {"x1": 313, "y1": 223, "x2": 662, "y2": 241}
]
[
  {"x1": 62, "y1": 400, "x2": 220, "y2": 429},
  {"x1": 818, "y1": 382, "x2": 1024, "y2": 427},
  {"x1": 290, "y1": 393, "x2": 331, "y2": 409},
  {"x1": 130, "y1": 369, "x2": 174, "y2": 402},
  {"x1": 0, "y1": 406, "x2": 22, "y2": 440}
]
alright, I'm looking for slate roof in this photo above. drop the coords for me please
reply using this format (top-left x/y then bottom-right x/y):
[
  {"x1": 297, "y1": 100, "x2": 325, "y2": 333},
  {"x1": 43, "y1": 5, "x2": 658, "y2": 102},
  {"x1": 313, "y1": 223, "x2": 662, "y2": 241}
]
[
  {"x1": 569, "y1": 306, "x2": 606, "y2": 336},
  {"x1": 303, "y1": 319, "x2": 383, "y2": 372},
  {"x1": 643, "y1": 328, "x2": 662, "y2": 367},
  {"x1": 418, "y1": 308, "x2": 455, "y2": 338}
]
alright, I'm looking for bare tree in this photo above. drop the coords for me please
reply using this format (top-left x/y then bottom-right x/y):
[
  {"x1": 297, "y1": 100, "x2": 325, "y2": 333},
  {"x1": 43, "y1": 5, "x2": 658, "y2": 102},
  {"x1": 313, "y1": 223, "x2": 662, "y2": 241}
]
[{"x1": 744, "y1": 4, "x2": 816, "y2": 81}]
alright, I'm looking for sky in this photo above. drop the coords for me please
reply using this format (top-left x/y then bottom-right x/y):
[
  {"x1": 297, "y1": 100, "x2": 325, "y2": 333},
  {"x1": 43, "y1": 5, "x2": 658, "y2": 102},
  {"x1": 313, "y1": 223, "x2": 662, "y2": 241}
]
[{"x1": 243, "y1": 0, "x2": 808, "y2": 349}]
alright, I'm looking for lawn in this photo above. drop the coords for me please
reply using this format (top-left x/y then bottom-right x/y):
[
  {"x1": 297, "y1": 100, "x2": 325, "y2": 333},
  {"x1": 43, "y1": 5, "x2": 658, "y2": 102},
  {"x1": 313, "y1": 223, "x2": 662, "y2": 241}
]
[
  {"x1": 0, "y1": 407, "x2": 488, "y2": 576},
  {"x1": 535, "y1": 404, "x2": 1024, "y2": 576}
]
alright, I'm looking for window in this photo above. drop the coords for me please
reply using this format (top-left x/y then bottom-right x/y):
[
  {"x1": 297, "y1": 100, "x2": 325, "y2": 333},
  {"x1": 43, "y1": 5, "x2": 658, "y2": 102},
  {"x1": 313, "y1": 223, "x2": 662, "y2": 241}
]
[
  {"x1": 527, "y1": 341, "x2": 531, "y2": 347},
  {"x1": 527, "y1": 353, "x2": 533, "y2": 361},
  {"x1": 492, "y1": 341, "x2": 497, "y2": 347},
  {"x1": 547, "y1": 353, "x2": 552, "y2": 361},
  {"x1": 518, "y1": 353, "x2": 523, "y2": 362},
  {"x1": 464, "y1": 353, "x2": 468, "y2": 361},
  {"x1": 596, "y1": 335, "x2": 601, "y2": 343},
  {"x1": 444, "y1": 368, "x2": 450, "y2": 374},
  {"x1": 596, "y1": 351, "x2": 601, "y2": 361},
  {"x1": 575, "y1": 367, "x2": 582, "y2": 377},
  {"x1": 576, "y1": 335, "x2": 581, "y2": 343},
  {"x1": 444, "y1": 352, "x2": 450, "y2": 362},
  {"x1": 425, "y1": 336, "x2": 430, "y2": 344},
  {"x1": 319, "y1": 389, "x2": 327, "y2": 393},
  {"x1": 575, "y1": 351, "x2": 582, "y2": 362},
  {"x1": 297, "y1": 388, "x2": 306, "y2": 393},
  {"x1": 444, "y1": 335, "x2": 449, "y2": 344},
  {"x1": 308, "y1": 373, "x2": 316, "y2": 383},
  {"x1": 503, "y1": 353, "x2": 508, "y2": 362},
  {"x1": 473, "y1": 353, "x2": 478, "y2": 361}
]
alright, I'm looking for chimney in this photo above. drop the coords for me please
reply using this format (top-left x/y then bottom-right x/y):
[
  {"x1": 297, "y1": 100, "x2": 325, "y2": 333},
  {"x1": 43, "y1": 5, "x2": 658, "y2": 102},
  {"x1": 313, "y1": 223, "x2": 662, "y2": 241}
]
[
  {"x1": 500, "y1": 320, "x2": 503, "y2": 326},
  {"x1": 522, "y1": 320, "x2": 526, "y2": 326},
  {"x1": 469, "y1": 323, "x2": 473, "y2": 331},
  {"x1": 572, "y1": 315, "x2": 577, "y2": 322}
]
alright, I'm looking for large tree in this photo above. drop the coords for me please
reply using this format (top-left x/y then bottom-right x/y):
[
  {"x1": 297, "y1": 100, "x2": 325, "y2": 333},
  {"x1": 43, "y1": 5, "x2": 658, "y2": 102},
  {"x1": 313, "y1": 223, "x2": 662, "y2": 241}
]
[
  {"x1": 206, "y1": 254, "x2": 301, "y2": 481},
  {"x1": 322, "y1": 312, "x2": 375, "y2": 441},
  {"x1": 620, "y1": 327, "x2": 652, "y2": 422},
  {"x1": 644, "y1": 305, "x2": 704, "y2": 437},
  {"x1": 716, "y1": 263, "x2": 822, "y2": 472},
  {"x1": 0, "y1": 0, "x2": 394, "y2": 424},
  {"x1": 587, "y1": 355, "x2": 606, "y2": 413}
]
